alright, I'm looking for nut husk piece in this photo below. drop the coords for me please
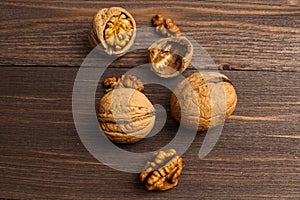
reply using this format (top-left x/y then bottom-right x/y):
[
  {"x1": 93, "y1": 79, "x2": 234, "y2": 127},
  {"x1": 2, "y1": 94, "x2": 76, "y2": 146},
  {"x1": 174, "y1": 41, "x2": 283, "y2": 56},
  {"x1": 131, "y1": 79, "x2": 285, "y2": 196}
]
[
  {"x1": 148, "y1": 36, "x2": 193, "y2": 78},
  {"x1": 139, "y1": 149, "x2": 183, "y2": 191},
  {"x1": 88, "y1": 7, "x2": 136, "y2": 56},
  {"x1": 98, "y1": 88, "x2": 155, "y2": 143},
  {"x1": 170, "y1": 72, "x2": 237, "y2": 131}
]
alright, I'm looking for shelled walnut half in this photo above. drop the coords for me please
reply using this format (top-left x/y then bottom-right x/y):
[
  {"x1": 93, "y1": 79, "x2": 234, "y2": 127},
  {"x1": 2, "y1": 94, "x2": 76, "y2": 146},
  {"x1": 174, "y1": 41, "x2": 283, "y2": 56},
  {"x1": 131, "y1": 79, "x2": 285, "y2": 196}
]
[
  {"x1": 148, "y1": 37, "x2": 193, "y2": 78},
  {"x1": 88, "y1": 7, "x2": 136, "y2": 56},
  {"x1": 151, "y1": 14, "x2": 181, "y2": 37},
  {"x1": 170, "y1": 72, "x2": 237, "y2": 131},
  {"x1": 139, "y1": 149, "x2": 183, "y2": 191},
  {"x1": 103, "y1": 74, "x2": 144, "y2": 92}
]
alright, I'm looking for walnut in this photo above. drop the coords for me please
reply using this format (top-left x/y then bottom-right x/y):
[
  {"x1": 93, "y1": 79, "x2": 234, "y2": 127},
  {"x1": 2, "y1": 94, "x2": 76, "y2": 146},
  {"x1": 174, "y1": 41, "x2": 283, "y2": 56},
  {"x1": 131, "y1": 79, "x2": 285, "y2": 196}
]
[
  {"x1": 103, "y1": 77, "x2": 118, "y2": 88},
  {"x1": 151, "y1": 14, "x2": 181, "y2": 37},
  {"x1": 148, "y1": 37, "x2": 193, "y2": 78},
  {"x1": 88, "y1": 7, "x2": 136, "y2": 55},
  {"x1": 103, "y1": 74, "x2": 144, "y2": 92},
  {"x1": 170, "y1": 72, "x2": 237, "y2": 131},
  {"x1": 98, "y1": 88, "x2": 155, "y2": 143},
  {"x1": 139, "y1": 149, "x2": 183, "y2": 191}
]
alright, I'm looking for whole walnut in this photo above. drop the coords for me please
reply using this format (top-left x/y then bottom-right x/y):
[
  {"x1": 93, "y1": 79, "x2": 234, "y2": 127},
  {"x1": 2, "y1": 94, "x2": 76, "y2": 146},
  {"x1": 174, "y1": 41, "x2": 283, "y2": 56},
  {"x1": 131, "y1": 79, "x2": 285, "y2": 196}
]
[
  {"x1": 98, "y1": 88, "x2": 155, "y2": 143},
  {"x1": 170, "y1": 72, "x2": 237, "y2": 131}
]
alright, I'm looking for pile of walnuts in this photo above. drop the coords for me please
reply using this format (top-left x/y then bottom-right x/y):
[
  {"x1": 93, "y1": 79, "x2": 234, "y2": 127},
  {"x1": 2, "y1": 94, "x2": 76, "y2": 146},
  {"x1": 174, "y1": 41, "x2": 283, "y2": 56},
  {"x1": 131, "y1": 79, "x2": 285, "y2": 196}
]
[{"x1": 89, "y1": 7, "x2": 238, "y2": 192}]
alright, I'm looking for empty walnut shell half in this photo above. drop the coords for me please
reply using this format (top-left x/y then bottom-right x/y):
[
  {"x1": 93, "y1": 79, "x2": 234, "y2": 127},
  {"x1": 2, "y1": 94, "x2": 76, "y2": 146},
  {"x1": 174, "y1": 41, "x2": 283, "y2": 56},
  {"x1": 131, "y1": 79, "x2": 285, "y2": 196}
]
[
  {"x1": 88, "y1": 7, "x2": 136, "y2": 56},
  {"x1": 148, "y1": 36, "x2": 193, "y2": 78},
  {"x1": 170, "y1": 72, "x2": 237, "y2": 131},
  {"x1": 98, "y1": 88, "x2": 155, "y2": 143},
  {"x1": 139, "y1": 149, "x2": 183, "y2": 191}
]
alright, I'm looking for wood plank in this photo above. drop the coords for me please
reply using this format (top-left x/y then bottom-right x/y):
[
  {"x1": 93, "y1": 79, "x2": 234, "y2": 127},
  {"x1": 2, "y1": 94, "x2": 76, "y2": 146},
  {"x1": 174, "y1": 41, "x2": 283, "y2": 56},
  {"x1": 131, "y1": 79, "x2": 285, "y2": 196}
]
[
  {"x1": 0, "y1": 67, "x2": 299, "y2": 199},
  {"x1": 1, "y1": 1, "x2": 300, "y2": 71}
]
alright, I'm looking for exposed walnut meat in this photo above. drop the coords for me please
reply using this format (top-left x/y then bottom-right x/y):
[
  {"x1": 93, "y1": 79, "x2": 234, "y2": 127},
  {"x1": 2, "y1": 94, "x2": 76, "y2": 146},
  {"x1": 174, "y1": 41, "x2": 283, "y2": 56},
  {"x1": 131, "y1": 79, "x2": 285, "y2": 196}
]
[
  {"x1": 103, "y1": 74, "x2": 144, "y2": 92},
  {"x1": 139, "y1": 149, "x2": 183, "y2": 191},
  {"x1": 151, "y1": 14, "x2": 164, "y2": 27},
  {"x1": 165, "y1": 18, "x2": 181, "y2": 37},
  {"x1": 103, "y1": 77, "x2": 118, "y2": 88},
  {"x1": 88, "y1": 7, "x2": 136, "y2": 55},
  {"x1": 151, "y1": 14, "x2": 181, "y2": 37},
  {"x1": 148, "y1": 37, "x2": 193, "y2": 78}
]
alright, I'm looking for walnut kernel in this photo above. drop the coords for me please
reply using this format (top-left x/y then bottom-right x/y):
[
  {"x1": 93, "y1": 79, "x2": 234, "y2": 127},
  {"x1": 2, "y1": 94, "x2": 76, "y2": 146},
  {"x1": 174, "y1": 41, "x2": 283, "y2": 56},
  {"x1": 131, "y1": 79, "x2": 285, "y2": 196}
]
[
  {"x1": 103, "y1": 74, "x2": 144, "y2": 92},
  {"x1": 148, "y1": 36, "x2": 193, "y2": 78},
  {"x1": 88, "y1": 7, "x2": 136, "y2": 55},
  {"x1": 139, "y1": 149, "x2": 183, "y2": 191},
  {"x1": 152, "y1": 14, "x2": 181, "y2": 37}
]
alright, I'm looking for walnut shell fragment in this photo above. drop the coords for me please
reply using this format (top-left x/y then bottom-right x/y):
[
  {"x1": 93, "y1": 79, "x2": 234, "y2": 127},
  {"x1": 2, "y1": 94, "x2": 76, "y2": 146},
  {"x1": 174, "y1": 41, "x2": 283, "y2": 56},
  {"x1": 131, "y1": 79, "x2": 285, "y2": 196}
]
[
  {"x1": 139, "y1": 149, "x2": 183, "y2": 191},
  {"x1": 148, "y1": 37, "x2": 193, "y2": 78},
  {"x1": 88, "y1": 7, "x2": 136, "y2": 56},
  {"x1": 98, "y1": 88, "x2": 155, "y2": 143},
  {"x1": 170, "y1": 72, "x2": 237, "y2": 131}
]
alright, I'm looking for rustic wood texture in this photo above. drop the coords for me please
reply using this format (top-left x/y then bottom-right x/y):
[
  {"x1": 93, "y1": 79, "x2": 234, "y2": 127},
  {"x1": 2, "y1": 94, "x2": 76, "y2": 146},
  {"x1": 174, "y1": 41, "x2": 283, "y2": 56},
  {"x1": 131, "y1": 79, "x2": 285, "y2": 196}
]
[
  {"x1": 0, "y1": 0, "x2": 300, "y2": 199},
  {"x1": 0, "y1": 67, "x2": 299, "y2": 199},
  {"x1": 1, "y1": 0, "x2": 300, "y2": 71}
]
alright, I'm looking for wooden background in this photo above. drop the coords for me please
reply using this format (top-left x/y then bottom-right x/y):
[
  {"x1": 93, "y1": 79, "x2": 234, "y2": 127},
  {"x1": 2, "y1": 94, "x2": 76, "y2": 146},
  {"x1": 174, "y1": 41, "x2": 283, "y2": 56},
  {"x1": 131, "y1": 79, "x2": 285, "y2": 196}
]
[{"x1": 1, "y1": 0, "x2": 299, "y2": 199}]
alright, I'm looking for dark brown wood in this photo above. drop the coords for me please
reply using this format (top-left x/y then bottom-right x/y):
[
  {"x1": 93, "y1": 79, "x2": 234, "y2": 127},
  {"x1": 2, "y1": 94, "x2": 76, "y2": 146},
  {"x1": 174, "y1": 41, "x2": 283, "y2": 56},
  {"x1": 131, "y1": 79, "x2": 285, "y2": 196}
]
[
  {"x1": 1, "y1": 0, "x2": 300, "y2": 199},
  {"x1": 1, "y1": 1, "x2": 300, "y2": 71},
  {"x1": 0, "y1": 67, "x2": 299, "y2": 199}
]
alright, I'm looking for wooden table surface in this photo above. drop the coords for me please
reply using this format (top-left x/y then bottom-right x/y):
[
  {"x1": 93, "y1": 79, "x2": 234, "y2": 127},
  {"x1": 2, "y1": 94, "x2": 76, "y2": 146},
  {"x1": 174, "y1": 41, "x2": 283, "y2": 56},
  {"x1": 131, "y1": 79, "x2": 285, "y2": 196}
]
[{"x1": 1, "y1": 0, "x2": 300, "y2": 199}]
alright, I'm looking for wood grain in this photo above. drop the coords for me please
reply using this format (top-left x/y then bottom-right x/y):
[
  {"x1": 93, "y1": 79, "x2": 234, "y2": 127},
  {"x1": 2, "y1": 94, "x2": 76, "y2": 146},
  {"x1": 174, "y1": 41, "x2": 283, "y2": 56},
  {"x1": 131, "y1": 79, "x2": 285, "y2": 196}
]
[
  {"x1": 1, "y1": 0, "x2": 300, "y2": 71},
  {"x1": 0, "y1": 67, "x2": 299, "y2": 199},
  {"x1": 1, "y1": 0, "x2": 300, "y2": 199}
]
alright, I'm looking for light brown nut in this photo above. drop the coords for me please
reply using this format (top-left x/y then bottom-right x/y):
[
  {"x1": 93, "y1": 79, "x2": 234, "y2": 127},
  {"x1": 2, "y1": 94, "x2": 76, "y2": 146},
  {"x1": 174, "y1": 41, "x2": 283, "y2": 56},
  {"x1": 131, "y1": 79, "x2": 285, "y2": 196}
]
[
  {"x1": 139, "y1": 149, "x2": 183, "y2": 191},
  {"x1": 151, "y1": 14, "x2": 181, "y2": 37},
  {"x1": 103, "y1": 74, "x2": 144, "y2": 92},
  {"x1": 164, "y1": 18, "x2": 181, "y2": 37},
  {"x1": 148, "y1": 37, "x2": 193, "y2": 78},
  {"x1": 170, "y1": 72, "x2": 237, "y2": 131},
  {"x1": 88, "y1": 7, "x2": 136, "y2": 56},
  {"x1": 151, "y1": 14, "x2": 164, "y2": 27},
  {"x1": 98, "y1": 88, "x2": 155, "y2": 143}
]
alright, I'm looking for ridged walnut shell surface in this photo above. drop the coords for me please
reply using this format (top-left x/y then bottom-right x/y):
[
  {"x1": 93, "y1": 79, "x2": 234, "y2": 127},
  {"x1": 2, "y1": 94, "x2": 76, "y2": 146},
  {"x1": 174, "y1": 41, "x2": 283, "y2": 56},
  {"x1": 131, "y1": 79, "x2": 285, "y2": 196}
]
[
  {"x1": 98, "y1": 88, "x2": 155, "y2": 143},
  {"x1": 170, "y1": 72, "x2": 237, "y2": 131},
  {"x1": 148, "y1": 37, "x2": 193, "y2": 78},
  {"x1": 88, "y1": 7, "x2": 136, "y2": 56}
]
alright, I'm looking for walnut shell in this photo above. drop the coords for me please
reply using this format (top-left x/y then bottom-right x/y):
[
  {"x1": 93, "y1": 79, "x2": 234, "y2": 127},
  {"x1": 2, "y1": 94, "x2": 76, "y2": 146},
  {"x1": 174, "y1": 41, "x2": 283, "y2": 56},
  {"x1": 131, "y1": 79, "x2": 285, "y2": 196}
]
[
  {"x1": 98, "y1": 88, "x2": 155, "y2": 143},
  {"x1": 170, "y1": 72, "x2": 237, "y2": 131},
  {"x1": 88, "y1": 7, "x2": 136, "y2": 56},
  {"x1": 148, "y1": 37, "x2": 193, "y2": 78}
]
